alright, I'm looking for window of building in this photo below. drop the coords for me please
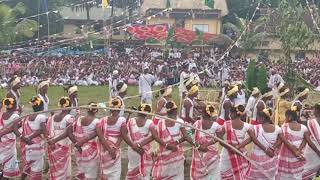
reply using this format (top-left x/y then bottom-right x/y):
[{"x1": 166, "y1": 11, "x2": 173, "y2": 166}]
[{"x1": 192, "y1": 24, "x2": 209, "y2": 32}]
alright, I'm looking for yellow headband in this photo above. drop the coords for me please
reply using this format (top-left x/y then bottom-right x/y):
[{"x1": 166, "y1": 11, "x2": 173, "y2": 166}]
[
  {"x1": 11, "y1": 77, "x2": 21, "y2": 87},
  {"x1": 139, "y1": 104, "x2": 152, "y2": 113},
  {"x1": 166, "y1": 101, "x2": 178, "y2": 112},
  {"x1": 30, "y1": 96, "x2": 42, "y2": 107},
  {"x1": 38, "y1": 80, "x2": 49, "y2": 91},
  {"x1": 291, "y1": 105, "x2": 298, "y2": 112},
  {"x1": 68, "y1": 86, "x2": 78, "y2": 95},
  {"x1": 205, "y1": 105, "x2": 217, "y2": 117},
  {"x1": 251, "y1": 87, "x2": 260, "y2": 96},
  {"x1": 119, "y1": 83, "x2": 127, "y2": 93},
  {"x1": 262, "y1": 108, "x2": 271, "y2": 118},
  {"x1": 2, "y1": 98, "x2": 15, "y2": 109},
  {"x1": 297, "y1": 88, "x2": 309, "y2": 99},
  {"x1": 109, "y1": 98, "x2": 123, "y2": 109},
  {"x1": 188, "y1": 85, "x2": 199, "y2": 95},
  {"x1": 59, "y1": 97, "x2": 71, "y2": 108},
  {"x1": 227, "y1": 86, "x2": 239, "y2": 96},
  {"x1": 280, "y1": 88, "x2": 290, "y2": 97},
  {"x1": 163, "y1": 86, "x2": 172, "y2": 97}
]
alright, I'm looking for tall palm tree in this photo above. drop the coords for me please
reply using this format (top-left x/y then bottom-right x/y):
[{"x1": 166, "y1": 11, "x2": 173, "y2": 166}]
[{"x1": 0, "y1": 2, "x2": 38, "y2": 46}]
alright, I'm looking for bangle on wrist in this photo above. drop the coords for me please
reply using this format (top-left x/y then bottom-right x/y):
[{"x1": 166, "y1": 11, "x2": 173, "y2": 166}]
[{"x1": 137, "y1": 143, "x2": 142, "y2": 148}]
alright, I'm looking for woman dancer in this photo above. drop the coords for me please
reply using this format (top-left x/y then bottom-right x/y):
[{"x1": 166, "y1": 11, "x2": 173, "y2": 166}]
[
  {"x1": 6, "y1": 75, "x2": 22, "y2": 112},
  {"x1": 303, "y1": 103, "x2": 320, "y2": 179},
  {"x1": 20, "y1": 96, "x2": 48, "y2": 180},
  {"x1": 73, "y1": 102, "x2": 100, "y2": 179},
  {"x1": 47, "y1": 97, "x2": 75, "y2": 180},
  {"x1": 252, "y1": 88, "x2": 273, "y2": 125},
  {"x1": 217, "y1": 85, "x2": 238, "y2": 125},
  {"x1": 219, "y1": 105, "x2": 251, "y2": 180},
  {"x1": 274, "y1": 84, "x2": 291, "y2": 126},
  {"x1": 0, "y1": 98, "x2": 20, "y2": 179},
  {"x1": 276, "y1": 109, "x2": 320, "y2": 179},
  {"x1": 191, "y1": 104, "x2": 222, "y2": 180},
  {"x1": 66, "y1": 85, "x2": 79, "y2": 117},
  {"x1": 152, "y1": 101, "x2": 194, "y2": 179},
  {"x1": 240, "y1": 108, "x2": 282, "y2": 179},
  {"x1": 97, "y1": 98, "x2": 142, "y2": 180},
  {"x1": 126, "y1": 104, "x2": 154, "y2": 179}
]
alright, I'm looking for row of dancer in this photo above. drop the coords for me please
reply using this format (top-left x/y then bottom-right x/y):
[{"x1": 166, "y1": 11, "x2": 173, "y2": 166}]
[{"x1": 1, "y1": 83, "x2": 320, "y2": 179}]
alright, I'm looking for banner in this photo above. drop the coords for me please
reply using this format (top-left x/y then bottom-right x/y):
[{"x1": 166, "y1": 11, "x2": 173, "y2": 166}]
[{"x1": 126, "y1": 24, "x2": 169, "y2": 40}]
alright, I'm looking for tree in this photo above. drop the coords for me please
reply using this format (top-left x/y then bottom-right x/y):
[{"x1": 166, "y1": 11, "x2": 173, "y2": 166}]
[
  {"x1": 0, "y1": 2, "x2": 38, "y2": 46},
  {"x1": 277, "y1": 0, "x2": 314, "y2": 88},
  {"x1": 223, "y1": 15, "x2": 267, "y2": 56},
  {"x1": 245, "y1": 59, "x2": 256, "y2": 91},
  {"x1": 256, "y1": 64, "x2": 268, "y2": 91}
]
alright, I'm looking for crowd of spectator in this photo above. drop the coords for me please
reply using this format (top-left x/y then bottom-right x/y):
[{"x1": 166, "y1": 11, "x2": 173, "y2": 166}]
[{"x1": 0, "y1": 46, "x2": 319, "y2": 90}]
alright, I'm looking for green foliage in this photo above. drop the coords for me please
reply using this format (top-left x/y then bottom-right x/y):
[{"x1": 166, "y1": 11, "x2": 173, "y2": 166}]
[
  {"x1": 257, "y1": 64, "x2": 268, "y2": 91},
  {"x1": 245, "y1": 60, "x2": 256, "y2": 91},
  {"x1": 205, "y1": 0, "x2": 214, "y2": 9}
]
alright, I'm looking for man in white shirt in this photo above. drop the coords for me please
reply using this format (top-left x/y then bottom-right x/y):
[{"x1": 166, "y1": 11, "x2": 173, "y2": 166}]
[
  {"x1": 108, "y1": 70, "x2": 120, "y2": 99},
  {"x1": 234, "y1": 81, "x2": 246, "y2": 106},
  {"x1": 179, "y1": 62, "x2": 190, "y2": 97},
  {"x1": 245, "y1": 87, "x2": 260, "y2": 119},
  {"x1": 268, "y1": 69, "x2": 284, "y2": 89},
  {"x1": 139, "y1": 67, "x2": 156, "y2": 104}
]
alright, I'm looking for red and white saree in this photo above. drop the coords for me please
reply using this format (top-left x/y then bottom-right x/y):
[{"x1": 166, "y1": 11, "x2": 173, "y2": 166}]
[
  {"x1": 220, "y1": 120, "x2": 250, "y2": 180},
  {"x1": 152, "y1": 118, "x2": 185, "y2": 179},
  {"x1": 126, "y1": 118, "x2": 154, "y2": 180},
  {"x1": 47, "y1": 114, "x2": 75, "y2": 180},
  {"x1": 276, "y1": 123, "x2": 307, "y2": 180},
  {"x1": 191, "y1": 120, "x2": 221, "y2": 180},
  {"x1": 97, "y1": 117, "x2": 126, "y2": 180},
  {"x1": 73, "y1": 117, "x2": 99, "y2": 180},
  {"x1": 0, "y1": 112, "x2": 20, "y2": 178},
  {"x1": 303, "y1": 119, "x2": 320, "y2": 179}
]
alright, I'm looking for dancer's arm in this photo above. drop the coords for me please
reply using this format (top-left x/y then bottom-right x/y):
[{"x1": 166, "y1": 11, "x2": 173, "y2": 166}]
[{"x1": 304, "y1": 131, "x2": 320, "y2": 157}]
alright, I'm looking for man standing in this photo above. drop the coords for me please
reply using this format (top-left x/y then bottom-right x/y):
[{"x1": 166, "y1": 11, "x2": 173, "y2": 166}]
[
  {"x1": 108, "y1": 70, "x2": 120, "y2": 99},
  {"x1": 179, "y1": 62, "x2": 190, "y2": 97},
  {"x1": 139, "y1": 66, "x2": 156, "y2": 104}
]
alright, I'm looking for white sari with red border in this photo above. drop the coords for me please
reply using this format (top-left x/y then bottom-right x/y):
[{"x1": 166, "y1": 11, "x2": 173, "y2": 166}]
[
  {"x1": 97, "y1": 116, "x2": 126, "y2": 180},
  {"x1": 47, "y1": 114, "x2": 75, "y2": 180},
  {"x1": 152, "y1": 118, "x2": 185, "y2": 180},
  {"x1": 73, "y1": 117, "x2": 99, "y2": 180},
  {"x1": 0, "y1": 112, "x2": 20, "y2": 178},
  {"x1": 220, "y1": 120, "x2": 251, "y2": 180},
  {"x1": 276, "y1": 123, "x2": 307, "y2": 180},
  {"x1": 246, "y1": 124, "x2": 281, "y2": 180},
  {"x1": 303, "y1": 119, "x2": 320, "y2": 179},
  {"x1": 126, "y1": 118, "x2": 154, "y2": 180},
  {"x1": 190, "y1": 120, "x2": 221, "y2": 180}
]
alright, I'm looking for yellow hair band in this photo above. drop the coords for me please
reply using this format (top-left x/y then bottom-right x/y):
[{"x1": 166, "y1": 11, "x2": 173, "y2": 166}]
[
  {"x1": 2, "y1": 98, "x2": 15, "y2": 109},
  {"x1": 68, "y1": 86, "x2": 78, "y2": 95},
  {"x1": 108, "y1": 98, "x2": 122, "y2": 108},
  {"x1": 188, "y1": 85, "x2": 199, "y2": 95},
  {"x1": 30, "y1": 96, "x2": 42, "y2": 107},
  {"x1": 59, "y1": 97, "x2": 71, "y2": 108},
  {"x1": 140, "y1": 104, "x2": 152, "y2": 113},
  {"x1": 227, "y1": 86, "x2": 239, "y2": 96},
  {"x1": 205, "y1": 105, "x2": 217, "y2": 117},
  {"x1": 291, "y1": 105, "x2": 298, "y2": 112},
  {"x1": 262, "y1": 108, "x2": 271, "y2": 118}
]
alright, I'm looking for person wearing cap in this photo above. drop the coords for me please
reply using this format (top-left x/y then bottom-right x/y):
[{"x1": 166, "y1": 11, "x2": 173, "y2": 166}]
[
  {"x1": 291, "y1": 87, "x2": 310, "y2": 123},
  {"x1": 115, "y1": 82, "x2": 127, "y2": 117},
  {"x1": 181, "y1": 85, "x2": 199, "y2": 125},
  {"x1": 138, "y1": 66, "x2": 156, "y2": 104},
  {"x1": 274, "y1": 84, "x2": 291, "y2": 126},
  {"x1": 66, "y1": 85, "x2": 79, "y2": 117},
  {"x1": 234, "y1": 81, "x2": 246, "y2": 106},
  {"x1": 20, "y1": 96, "x2": 48, "y2": 180},
  {"x1": 72, "y1": 102, "x2": 100, "y2": 179},
  {"x1": 245, "y1": 87, "x2": 261, "y2": 121},
  {"x1": 217, "y1": 85, "x2": 238, "y2": 125},
  {"x1": 97, "y1": 98, "x2": 142, "y2": 180},
  {"x1": 46, "y1": 97, "x2": 75, "y2": 180},
  {"x1": 109, "y1": 70, "x2": 120, "y2": 99},
  {"x1": 154, "y1": 86, "x2": 172, "y2": 125},
  {"x1": 37, "y1": 79, "x2": 50, "y2": 115},
  {"x1": 151, "y1": 101, "x2": 194, "y2": 179},
  {"x1": 126, "y1": 104, "x2": 154, "y2": 179},
  {"x1": 191, "y1": 104, "x2": 222, "y2": 180},
  {"x1": 6, "y1": 76, "x2": 22, "y2": 112},
  {"x1": 0, "y1": 98, "x2": 20, "y2": 178},
  {"x1": 252, "y1": 88, "x2": 274, "y2": 125},
  {"x1": 179, "y1": 62, "x2": 190, "y2": 97}
]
